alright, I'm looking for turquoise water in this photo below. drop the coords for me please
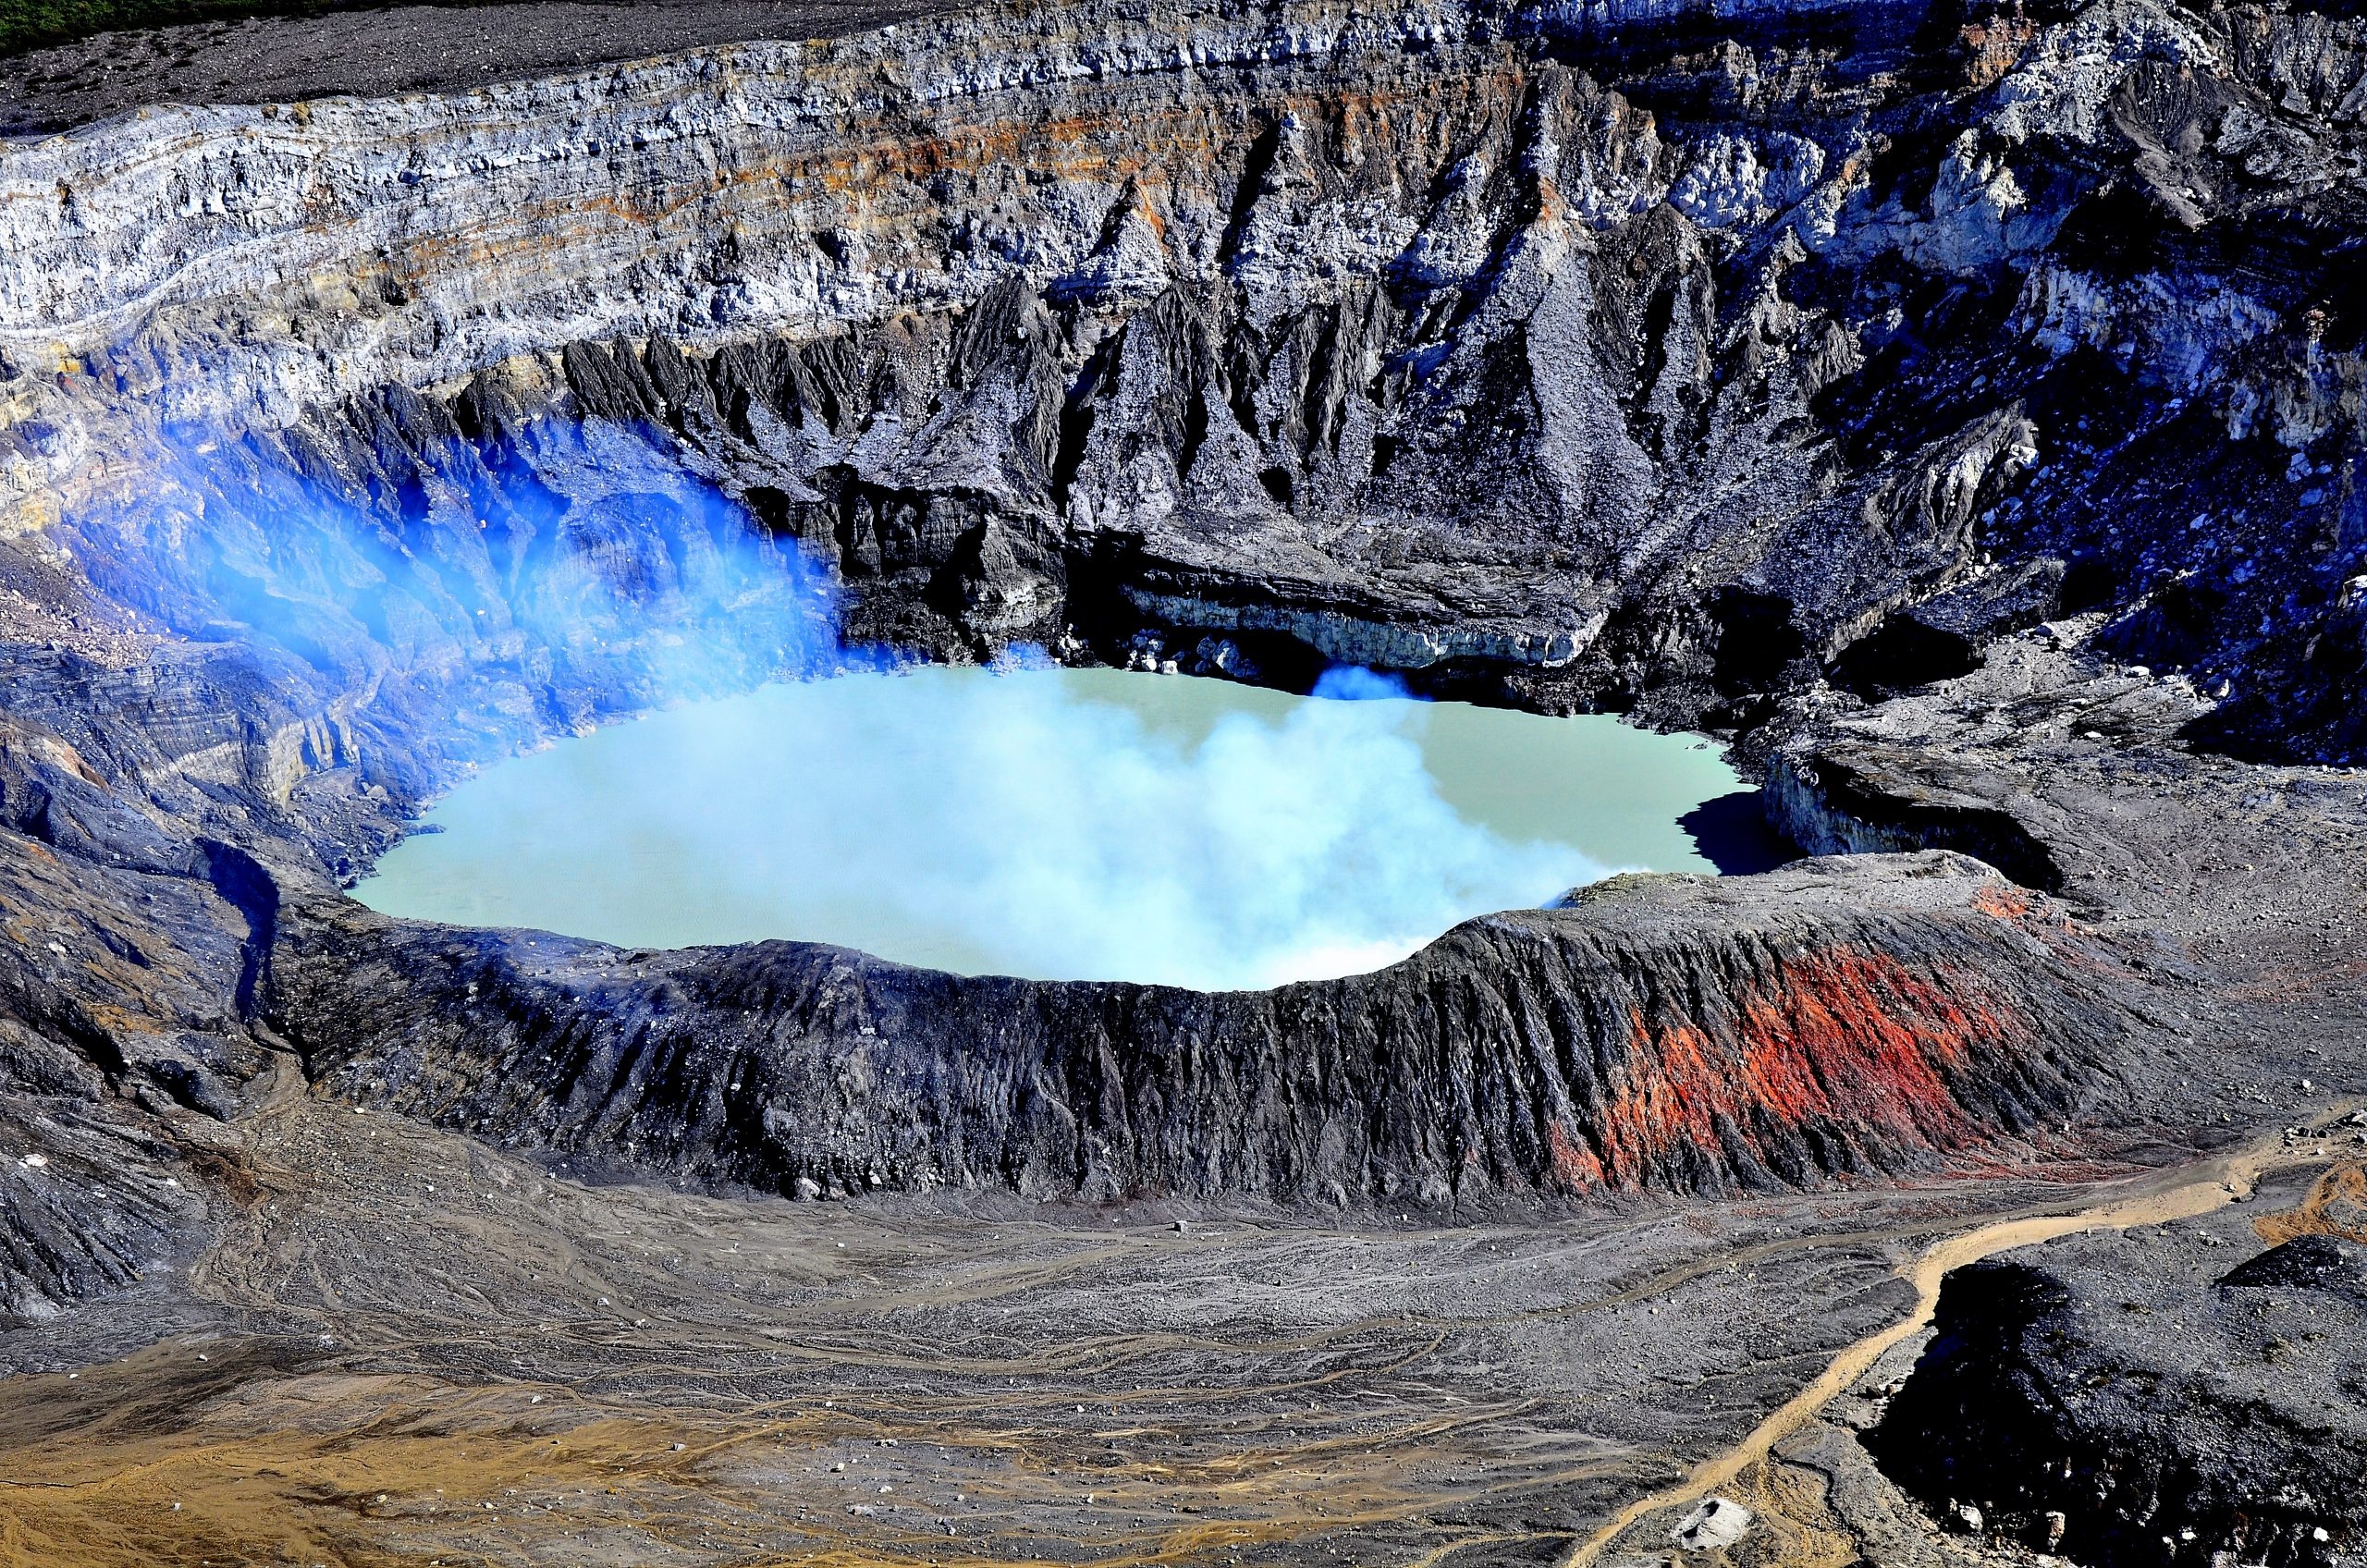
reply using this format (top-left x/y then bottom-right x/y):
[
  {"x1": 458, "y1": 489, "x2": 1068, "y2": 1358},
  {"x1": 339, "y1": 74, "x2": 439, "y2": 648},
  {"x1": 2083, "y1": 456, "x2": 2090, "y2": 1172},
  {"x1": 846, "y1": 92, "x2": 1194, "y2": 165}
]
[{"x1": 353, "y1": 667, "x2": 1750, "y2": 989}]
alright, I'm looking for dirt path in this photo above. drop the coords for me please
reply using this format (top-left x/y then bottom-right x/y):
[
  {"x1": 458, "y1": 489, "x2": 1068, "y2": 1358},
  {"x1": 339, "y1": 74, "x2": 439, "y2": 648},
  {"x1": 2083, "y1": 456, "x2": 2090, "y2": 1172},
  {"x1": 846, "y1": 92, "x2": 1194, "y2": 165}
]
[{"x1": 1555, "y1": 1127, "x2": 2331, "y2": 1568}]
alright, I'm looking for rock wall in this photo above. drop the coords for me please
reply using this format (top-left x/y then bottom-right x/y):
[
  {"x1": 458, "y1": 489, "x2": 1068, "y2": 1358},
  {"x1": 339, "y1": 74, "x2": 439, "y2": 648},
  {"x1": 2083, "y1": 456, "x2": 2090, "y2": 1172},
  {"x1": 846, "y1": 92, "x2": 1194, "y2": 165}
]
[{"x1": 6, "y1": 0, "x2": 2362, "y2": 756}]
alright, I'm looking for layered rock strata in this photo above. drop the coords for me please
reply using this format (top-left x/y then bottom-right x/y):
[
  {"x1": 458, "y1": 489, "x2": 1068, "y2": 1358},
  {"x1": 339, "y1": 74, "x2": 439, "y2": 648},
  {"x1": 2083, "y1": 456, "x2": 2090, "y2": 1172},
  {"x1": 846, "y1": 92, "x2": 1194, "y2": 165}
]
[{"x1": 3, "y1": 0, "x2": 2365, "y2": 750}]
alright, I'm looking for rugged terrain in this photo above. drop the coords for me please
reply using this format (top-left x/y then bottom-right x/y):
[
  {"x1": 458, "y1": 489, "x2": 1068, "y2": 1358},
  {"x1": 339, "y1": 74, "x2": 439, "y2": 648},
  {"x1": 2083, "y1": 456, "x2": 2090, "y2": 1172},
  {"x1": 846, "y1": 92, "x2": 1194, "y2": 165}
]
[
  {"x1": 1871, "y1": 1181, "x2": 2367, "y2": 1568},
  {"x1": 2, "y1": 0, "x2": 2366, "y2": 1560}
]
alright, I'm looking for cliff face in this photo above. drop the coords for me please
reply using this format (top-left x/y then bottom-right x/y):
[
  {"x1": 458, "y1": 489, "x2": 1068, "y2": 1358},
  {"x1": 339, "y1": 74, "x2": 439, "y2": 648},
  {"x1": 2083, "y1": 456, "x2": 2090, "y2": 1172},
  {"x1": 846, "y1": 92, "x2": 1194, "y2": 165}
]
[
  {"x1": 3, "y1": 0, "x2": 2364, "y2": 753},
  {"x1": 5, "y1": 0, "x2": 1883, "y2": 704},
  {"x1": 1871, "y1": 1216, "x2": 2367, "y2": 1568}
]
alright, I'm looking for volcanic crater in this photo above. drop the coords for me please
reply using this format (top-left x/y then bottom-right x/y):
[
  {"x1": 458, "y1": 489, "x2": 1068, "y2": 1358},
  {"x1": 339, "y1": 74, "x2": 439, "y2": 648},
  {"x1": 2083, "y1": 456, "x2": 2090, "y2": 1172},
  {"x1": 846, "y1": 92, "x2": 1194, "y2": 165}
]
[{"x1": 0, "y1": 0, "x2": 2364, "y2": 1562}]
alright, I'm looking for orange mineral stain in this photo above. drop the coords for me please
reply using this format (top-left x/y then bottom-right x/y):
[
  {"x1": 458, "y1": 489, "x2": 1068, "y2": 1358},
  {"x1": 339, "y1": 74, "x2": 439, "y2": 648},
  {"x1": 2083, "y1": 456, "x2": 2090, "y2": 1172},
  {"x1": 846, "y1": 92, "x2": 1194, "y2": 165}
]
[{"x1": 1585, "y1": 949, "x2": 2030, "y2": 1188}]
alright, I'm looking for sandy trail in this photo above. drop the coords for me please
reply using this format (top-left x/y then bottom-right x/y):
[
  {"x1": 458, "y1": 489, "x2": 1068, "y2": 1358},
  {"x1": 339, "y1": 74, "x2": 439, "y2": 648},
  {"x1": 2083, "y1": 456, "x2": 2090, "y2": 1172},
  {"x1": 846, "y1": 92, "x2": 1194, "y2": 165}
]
[{"x1": 1555, "y1": 1126, "x2": 2333, "y2": 1568}]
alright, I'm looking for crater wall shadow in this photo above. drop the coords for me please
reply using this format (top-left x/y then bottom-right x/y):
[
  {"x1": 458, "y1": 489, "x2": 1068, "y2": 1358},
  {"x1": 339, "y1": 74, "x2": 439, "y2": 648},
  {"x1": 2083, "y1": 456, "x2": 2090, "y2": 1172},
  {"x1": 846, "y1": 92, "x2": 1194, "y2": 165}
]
[{"x1": 1680, "y1": 790, "x2": 1802, "y2": 876}]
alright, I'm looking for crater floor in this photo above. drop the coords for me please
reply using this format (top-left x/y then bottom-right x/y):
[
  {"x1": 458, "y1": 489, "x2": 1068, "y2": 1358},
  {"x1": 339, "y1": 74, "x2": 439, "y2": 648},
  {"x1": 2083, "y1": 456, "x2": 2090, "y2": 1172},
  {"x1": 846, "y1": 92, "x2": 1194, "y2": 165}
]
[{"x1": 0, "y1": 1084, "x2": 2326, "y2": 1568}]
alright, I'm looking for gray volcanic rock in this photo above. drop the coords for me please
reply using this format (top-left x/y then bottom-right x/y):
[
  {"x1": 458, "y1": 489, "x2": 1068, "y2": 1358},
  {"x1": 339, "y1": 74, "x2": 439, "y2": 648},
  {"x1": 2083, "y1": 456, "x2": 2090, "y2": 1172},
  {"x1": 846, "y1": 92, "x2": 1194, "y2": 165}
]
[
  {"x1": 1870, "y1": 1212, "x2": 2367, "y2": 1568},
  {"x1": 0, "y1": 0, "x2": 2356, "y2": 1387},
  {"x1": 0, "y1": 0, "x2": 2362, "y2": 1558},
  {"x1": 2220, "y1": 1234, "x2": 2367, "y2": 1304},
  {"x1": 0, "y1": 0, "x2": 2359, "y2": 751},
  {"x1": 0, "y1": 728, "x2": 260, "y2": 1321},
  {"x1": 0, "y1": 0, "x2": 953, "y2": 136},
  {"x1": 274, "y1": 852, "x2": 2152, "y2": 1207}
]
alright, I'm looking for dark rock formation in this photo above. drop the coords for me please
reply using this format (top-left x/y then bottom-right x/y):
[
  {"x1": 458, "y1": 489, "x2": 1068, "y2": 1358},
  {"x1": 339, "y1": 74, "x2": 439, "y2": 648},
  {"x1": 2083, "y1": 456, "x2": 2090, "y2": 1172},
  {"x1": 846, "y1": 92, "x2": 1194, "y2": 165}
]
[
  {"x1": 1871, "y1": 1217, "x2": 2367, "y2": 1568},
  {"x1": 274, "y1": 852, "x2": 2146, "y2": 1206},
  {"x1": 1769, "y1": 743, "x2": 2069, "y2": 894},
  {"x1": 1832, "y1": 557, "x2": 2067, "y2": 697}
]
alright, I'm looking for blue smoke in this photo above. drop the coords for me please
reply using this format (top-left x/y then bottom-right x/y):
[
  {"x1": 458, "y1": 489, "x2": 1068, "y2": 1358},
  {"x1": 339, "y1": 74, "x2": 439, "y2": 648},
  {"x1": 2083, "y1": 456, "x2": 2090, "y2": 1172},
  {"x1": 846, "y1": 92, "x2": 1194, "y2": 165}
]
[
  {"x1": 1311, "y1": 666, "x2": 1417, "y2": 702},
  {"x1": 67, "y1": 414, "x2": 860, "y2": 777}
]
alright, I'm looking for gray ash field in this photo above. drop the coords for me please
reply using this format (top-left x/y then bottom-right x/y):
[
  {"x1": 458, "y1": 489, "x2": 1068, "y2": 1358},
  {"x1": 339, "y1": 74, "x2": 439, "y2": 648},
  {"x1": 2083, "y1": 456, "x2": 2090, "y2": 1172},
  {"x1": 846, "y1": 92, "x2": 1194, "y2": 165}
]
[{"x1": 2, "y1": 0, "x2": 2367, "y2": 1562}]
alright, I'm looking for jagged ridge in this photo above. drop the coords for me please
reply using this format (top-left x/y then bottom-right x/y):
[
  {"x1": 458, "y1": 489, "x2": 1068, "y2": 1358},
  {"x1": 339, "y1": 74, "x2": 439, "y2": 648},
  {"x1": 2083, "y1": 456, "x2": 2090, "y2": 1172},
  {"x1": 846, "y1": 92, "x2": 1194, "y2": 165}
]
[{"x1": 277, "y1": 852, "x2": 2145, "y2": 1206}]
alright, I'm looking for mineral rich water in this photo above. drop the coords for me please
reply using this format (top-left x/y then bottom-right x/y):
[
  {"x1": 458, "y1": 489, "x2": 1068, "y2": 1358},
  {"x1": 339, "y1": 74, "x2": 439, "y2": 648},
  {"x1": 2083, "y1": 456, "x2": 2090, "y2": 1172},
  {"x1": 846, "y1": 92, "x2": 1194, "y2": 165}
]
[{"x1": 353, "y1": 666, "x2": 1766, "y2": 989}]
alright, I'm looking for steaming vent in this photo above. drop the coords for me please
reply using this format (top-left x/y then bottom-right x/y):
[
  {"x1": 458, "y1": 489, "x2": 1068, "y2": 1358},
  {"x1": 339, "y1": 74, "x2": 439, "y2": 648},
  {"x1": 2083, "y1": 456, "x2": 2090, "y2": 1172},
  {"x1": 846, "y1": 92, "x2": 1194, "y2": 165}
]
[{"x1": 353, "y1": 662, "x2": 1760, "y2": 990}]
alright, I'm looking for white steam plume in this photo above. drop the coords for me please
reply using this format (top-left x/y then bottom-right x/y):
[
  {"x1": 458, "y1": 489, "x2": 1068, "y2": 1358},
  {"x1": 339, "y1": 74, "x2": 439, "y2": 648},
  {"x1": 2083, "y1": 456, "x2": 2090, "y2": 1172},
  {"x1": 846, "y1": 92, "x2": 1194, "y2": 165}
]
[{"x1": 362, "y1": 664, "x2": 1614, "y2": 989}]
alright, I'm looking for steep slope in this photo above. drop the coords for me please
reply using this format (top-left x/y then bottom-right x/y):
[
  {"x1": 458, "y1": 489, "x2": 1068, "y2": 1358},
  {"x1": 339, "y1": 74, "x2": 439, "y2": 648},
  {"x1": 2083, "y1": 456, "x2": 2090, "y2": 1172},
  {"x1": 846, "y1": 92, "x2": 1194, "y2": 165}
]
[
  {"x1": 276, "y1": 852, "x2": 2154, "y2": 1206},
  {"x1": 1870, "y1": 1200, "x2": 2367, "y2": 1568},
  {"x1": 0, "y1": 0, "x2": 2359, "y2": 753}
]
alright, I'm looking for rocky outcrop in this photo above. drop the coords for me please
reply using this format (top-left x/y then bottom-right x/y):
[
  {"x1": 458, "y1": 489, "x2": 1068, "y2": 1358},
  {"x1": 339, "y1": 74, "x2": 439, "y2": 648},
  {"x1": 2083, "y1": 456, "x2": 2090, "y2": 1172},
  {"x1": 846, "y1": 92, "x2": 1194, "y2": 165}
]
[
  {"x1": 274, "y1": 852, "x2": 2147, "y2": 1206},
  {"x1": 0, "y1": 726, "x2": 263, "y2": 1322},
  {"x1": 1870, "y1": 1220, "x2": 2367, "y2": 1568},
  {"x1": 1766, "y1": 744, "x2": 2067, "y2": 893},
  {"x1": 3, "y1": 0, "x2": 2364, "y2": 753}
]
